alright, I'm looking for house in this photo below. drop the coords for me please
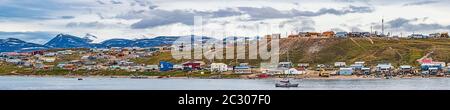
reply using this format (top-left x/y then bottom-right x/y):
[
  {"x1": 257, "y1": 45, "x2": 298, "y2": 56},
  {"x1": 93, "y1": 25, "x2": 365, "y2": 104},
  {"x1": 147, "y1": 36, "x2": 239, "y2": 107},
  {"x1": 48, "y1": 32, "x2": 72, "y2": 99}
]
[
  {"x1": 234, "y1": 65, "x2": 252, "y2": 74},
  {"x1": 278, "y1": 62, "x2": 293, "y2": 68},
  {"x1": 376, "y1": 63, "x2": 393, "y2": 73},
  {"x1": 335, "y1": 32, "x2": 348, "y2": 38},
  {"x1": 338, "y1": 68, "x2": 353, "y2": 75},
  {"x1": 63, "y1": 64, "x2": 76, "y2": 70},
  {"x1": 306, "y1": 32, "x2": 321, "y2": 37},
  {"x1": 355, "y1": 61, "x2": 365, "y2": 66},
  {"x1": 421, "y1": 63, "x2": 444, "y2": 71},
  {"x1": 409, "y1": 34, "x2": 428, "y2": 39},
  {"x1": 421, "y1": 63, "x2": 444, "y2": 75},
  {"x1": 298, "y1": 63, "x2": 309, "y2": 68},
  {"x1": 31, "y1": 50, "x2": 44, "y2": 55},
  {"x1": 44, "y1": 52, "x2": 57, "y2": 57},
  {"x1": 399, "y1": 65, "x2": 413, "y2": 74},
  {"x1": 41, "y1": 57, "x2": 56, "y2": 63},
  {"x1": 334, "y1": 62, "x2": 346, "y2": 68},
  {"x1": 350, "y1": 64, "x2": 363, "y2": 71},
  {"x1": 159, "y1": 61, "x2": 174, "y2": 71},
  {"x1": 351, "y1": 61, "x2": 365, "y2": 70},
  {"x1": 210, "y1": 63, "x2": 228, "y2": 72},
  {"x1": 182, "y1": 61, "x2": 204, "y2": 70},
  {"x1": 361, "y1": 67, "x2": 371, "y2": 75},
  {"x1": 322, "y1": 31, "x2": 335, "y2": 37},
  {"x1": 284, "y1": 68, "x2": 305, "y2": 75}
]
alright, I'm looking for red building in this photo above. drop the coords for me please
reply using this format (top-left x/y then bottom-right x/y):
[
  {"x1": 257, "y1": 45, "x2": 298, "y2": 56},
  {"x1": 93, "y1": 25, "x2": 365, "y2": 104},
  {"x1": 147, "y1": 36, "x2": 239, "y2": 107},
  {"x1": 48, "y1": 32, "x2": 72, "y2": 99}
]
[{"x1": 182, "y1": 62, "x2": 202, "y2": 70}]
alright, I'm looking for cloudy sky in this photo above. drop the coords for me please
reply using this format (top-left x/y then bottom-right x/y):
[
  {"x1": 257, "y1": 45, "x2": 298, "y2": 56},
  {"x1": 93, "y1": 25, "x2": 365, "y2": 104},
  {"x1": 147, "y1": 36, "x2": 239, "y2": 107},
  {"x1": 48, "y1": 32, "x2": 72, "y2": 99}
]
[{"x1": 1, "y1": 0, "x2": 450, "y2": 44}]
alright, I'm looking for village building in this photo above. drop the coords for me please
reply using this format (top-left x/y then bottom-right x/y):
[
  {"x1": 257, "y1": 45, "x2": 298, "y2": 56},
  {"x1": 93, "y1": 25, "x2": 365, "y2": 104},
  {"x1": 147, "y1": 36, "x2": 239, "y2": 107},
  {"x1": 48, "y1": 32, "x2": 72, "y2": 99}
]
[
  {"x1": 40, "y1": 57, "x2": 56, "y2": 63},
  {"x1": 306, "y1": 32, "x2": 321, "y2": 37},
  {"x1": 376, "y1": 63, "x2": 393, "y2": 73},
  {"x1": 361, "y1": 67, "x2": 371, "y2": 75},
  {"x1": 399, "y1": 65, "x2": 414, "y2": 74},
  {"x1": 160, "y1": 61, "x2": 174, "y2": 71},
  {"x1": 322, "y1": 31, "x2": 335, "y2": 38},
  {"x1": 297, "y1": 63, "x2": 309, "y2": 68},
  {"x1": 210, "y1": 63, "x2": 228, "y2": 72},
  {"x1": 421, "y1": 63, "x2": 445, "y2": 75},
  {"x1": 284, "y1": 68, "x2": 305, "y2": 75},
  {"x1": 338, "y1": 68, "x2": 353, "y2": 75},
  {"x1": 409, "y1": 34, "x2": 428, "y2": 39},
  {"x1": 182, "y1": 61, "x2": 205, "y2": 70},
  {"x1": 351, "y1": 61, "x2": 365, "y2": 70},
  {"x1": 278, "y1": 62, "x2": 293, "y2": 68},
  {"x1": 334, "y1": 62, "x2": 346, "y2": 68},
  {"x1": 335, "y1": 32, "x2": 348, "y2": 38},
  {"x1": 234, "y1": 65, "x2": 252, "y2": 74}
]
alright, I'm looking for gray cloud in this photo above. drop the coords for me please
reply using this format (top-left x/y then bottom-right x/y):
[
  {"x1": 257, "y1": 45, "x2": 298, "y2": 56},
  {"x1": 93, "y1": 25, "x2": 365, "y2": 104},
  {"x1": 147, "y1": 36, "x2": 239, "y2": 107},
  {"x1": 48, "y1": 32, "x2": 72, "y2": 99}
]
[
  {"x1": 96, "y1": 0, "x2": 106, "y2": 5},
  {"x1": 61, "y1": 16, "x2": 75, "y2": 19},
  {"x1": 129, "y1": 5, "x2": 374, "y2": 29},
  {"x1": 66, "y1": 21, "x2": 106, "y2": 28},
  {"x1": 238, "y1": 6, "x2": 373, "y2": 20},
  {"x1": 132, "y1": 0, "x2": 153, "y2": 7},
  {"x1": 280, "y1": 18, "x2": 316, "y2": 31},
  {"x1": 377, "y1": 17, "x2": 450, "y2": 32},
  {"x1": 110, "y1": 0, "x2": 123, "y2": 4},
  {"x1": 403, "y1": 0, "x2": 439, "y2": 6}
]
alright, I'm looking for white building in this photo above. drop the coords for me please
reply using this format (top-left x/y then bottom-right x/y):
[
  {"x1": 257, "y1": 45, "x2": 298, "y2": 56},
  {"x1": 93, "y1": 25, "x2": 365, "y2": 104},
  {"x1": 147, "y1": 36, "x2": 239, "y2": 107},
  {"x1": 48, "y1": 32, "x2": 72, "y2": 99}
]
[
  {"x1": 334, "y1": 62, "x2": 346, "y2": 67},
  {"x1": 284, "y1": 68, "x2": 305, "y2": 75},
  {"x1": 210, "y1": 63, "x2": 228, "y2": 72}
]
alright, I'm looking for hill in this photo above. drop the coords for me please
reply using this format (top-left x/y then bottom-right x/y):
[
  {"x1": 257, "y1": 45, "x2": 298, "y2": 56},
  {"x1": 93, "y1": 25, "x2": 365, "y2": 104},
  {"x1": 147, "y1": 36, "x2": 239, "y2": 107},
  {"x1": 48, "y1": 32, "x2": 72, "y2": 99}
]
[{"x1": 139, "y1": 38, "x2": 450, "y2": 67}]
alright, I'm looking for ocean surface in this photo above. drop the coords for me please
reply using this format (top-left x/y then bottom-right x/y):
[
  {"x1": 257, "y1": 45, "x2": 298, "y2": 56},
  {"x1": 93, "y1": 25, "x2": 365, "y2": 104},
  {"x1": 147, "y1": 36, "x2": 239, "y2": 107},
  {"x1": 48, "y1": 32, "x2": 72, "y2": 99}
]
[{"x1": 1, "y1": 76, "x2": 450, "y2": 90}]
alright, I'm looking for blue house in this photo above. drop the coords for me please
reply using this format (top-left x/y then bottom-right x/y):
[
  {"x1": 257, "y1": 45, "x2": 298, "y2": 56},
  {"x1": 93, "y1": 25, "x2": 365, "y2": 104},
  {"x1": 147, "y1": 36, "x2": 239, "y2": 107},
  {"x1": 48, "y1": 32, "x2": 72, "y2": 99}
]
[
  {"x1": 159, "y1": 61, "x2": 174, "y2": 71},
  {"x1": 338, "y1": 68, "x2": 353, "y2": 75}
]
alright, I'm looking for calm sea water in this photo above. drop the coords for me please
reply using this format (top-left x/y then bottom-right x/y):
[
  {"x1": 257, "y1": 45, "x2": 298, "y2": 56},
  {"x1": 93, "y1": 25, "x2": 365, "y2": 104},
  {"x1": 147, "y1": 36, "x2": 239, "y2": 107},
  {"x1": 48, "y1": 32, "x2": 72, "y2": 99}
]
[{"x1": 1, "y1": 76, "x2": 450, "y2": 90}]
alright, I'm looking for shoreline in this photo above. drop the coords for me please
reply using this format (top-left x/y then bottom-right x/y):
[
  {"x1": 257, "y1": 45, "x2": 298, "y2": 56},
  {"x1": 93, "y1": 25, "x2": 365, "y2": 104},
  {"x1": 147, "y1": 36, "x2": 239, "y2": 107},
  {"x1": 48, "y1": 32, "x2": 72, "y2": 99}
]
[{"x1": 1, "y1": 74, "x2": 450, "y2": 80}]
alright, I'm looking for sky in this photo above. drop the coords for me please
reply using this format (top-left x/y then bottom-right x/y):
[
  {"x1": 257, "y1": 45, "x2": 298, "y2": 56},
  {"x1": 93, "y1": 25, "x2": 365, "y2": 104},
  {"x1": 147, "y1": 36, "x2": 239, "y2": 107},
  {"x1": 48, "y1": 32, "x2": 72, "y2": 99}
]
[{"x1": 1, "y1": 0, "x2": 450, "y2": 44}]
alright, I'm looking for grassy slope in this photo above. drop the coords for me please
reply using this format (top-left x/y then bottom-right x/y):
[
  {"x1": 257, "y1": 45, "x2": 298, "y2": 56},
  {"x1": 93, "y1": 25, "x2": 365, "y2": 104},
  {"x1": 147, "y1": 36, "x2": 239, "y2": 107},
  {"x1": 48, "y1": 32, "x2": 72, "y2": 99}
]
[{"x1": 139, "y1": 38, "x2": 450, "y2": 67}]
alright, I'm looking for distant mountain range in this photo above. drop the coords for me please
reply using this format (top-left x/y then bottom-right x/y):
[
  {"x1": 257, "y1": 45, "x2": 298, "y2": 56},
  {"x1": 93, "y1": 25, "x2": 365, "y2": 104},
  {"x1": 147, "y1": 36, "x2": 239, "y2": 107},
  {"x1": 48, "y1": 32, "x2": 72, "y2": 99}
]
[
  {"x1": 0, "y1": 33, "x2": 184, "y2": 52},
  {"x1": 0, "y1": 33, "x2": 248, "y2": 52},
  {"x1": 0, "y1": 38, "x2": 48, "y2": 52}
]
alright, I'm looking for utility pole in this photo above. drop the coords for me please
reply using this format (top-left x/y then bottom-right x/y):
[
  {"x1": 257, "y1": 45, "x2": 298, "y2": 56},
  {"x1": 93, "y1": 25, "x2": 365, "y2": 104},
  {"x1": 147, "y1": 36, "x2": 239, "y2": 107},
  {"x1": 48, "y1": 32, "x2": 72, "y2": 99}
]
[{"x1": 382, "y1": 17, "x2": 385, "y2": 36}]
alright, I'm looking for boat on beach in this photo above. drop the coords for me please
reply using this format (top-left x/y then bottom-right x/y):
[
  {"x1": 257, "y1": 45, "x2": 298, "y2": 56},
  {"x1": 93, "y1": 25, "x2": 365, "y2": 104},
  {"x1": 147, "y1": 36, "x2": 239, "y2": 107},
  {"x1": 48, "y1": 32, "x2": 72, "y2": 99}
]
[{"x1": 275, "y1": 79, "x2": 299, "y2": 87}]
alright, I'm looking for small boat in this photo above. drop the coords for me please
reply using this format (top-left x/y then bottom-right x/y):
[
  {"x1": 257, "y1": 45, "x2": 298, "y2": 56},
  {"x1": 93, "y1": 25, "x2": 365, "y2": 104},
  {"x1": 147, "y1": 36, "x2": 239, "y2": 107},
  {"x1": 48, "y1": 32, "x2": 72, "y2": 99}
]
[
  {"x1": 77, "y1": 78, "x2": 83, "y2": 80},
  {"x1": 275, "y1": 79, "x2": 299, "y2": 87}
]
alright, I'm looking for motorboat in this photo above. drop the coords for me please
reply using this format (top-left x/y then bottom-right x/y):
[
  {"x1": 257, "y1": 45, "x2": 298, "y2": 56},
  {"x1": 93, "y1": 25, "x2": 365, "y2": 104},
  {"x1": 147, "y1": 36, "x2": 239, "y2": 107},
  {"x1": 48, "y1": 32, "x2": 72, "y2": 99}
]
[{"x1": 275, "y1": 79, "x2": 299, "y2": 87}]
